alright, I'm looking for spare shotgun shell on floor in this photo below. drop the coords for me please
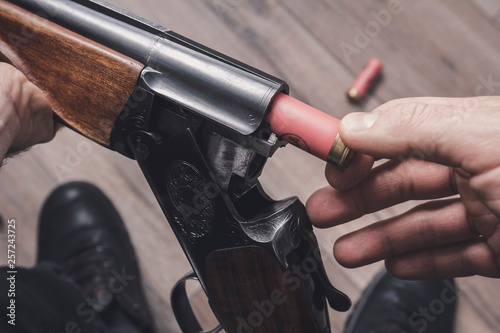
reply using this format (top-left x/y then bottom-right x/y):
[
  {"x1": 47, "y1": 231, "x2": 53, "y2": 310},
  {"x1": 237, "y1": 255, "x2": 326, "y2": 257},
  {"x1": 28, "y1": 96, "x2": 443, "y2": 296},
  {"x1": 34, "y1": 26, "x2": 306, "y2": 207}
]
[
  {"x1": 347, "y1": 58, "x2": 383, "y2": 102},
  {"x1": 265, "y1": 93, "x2": 354, "y2": 170}
]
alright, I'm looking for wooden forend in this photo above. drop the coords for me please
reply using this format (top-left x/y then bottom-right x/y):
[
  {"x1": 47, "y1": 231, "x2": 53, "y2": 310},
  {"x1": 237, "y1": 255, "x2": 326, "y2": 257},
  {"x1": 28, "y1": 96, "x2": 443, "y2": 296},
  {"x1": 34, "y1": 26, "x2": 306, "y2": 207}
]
[{"x1": 0, "y1": 1, "x2": 145, "y2": 147}]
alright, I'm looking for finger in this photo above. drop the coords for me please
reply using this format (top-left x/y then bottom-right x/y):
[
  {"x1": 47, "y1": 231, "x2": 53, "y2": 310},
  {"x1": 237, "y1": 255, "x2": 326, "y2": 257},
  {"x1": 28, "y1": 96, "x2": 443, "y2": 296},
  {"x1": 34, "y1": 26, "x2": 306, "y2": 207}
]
[
  {"x1": 385, "y1": 239, "x2": 500, "y2": 279},
  {"x1": 324, "y1": 152, "x2": 374, "y2": 190},
  {"x1": 333, "y1": 199, "x2": 481, "y2": 268},
  {"x1": 339, "y1": 97, "x2": 500, "y2": 174},
  {"x1": 307, "y1": 158, "x2": 457, "y2": 227}
]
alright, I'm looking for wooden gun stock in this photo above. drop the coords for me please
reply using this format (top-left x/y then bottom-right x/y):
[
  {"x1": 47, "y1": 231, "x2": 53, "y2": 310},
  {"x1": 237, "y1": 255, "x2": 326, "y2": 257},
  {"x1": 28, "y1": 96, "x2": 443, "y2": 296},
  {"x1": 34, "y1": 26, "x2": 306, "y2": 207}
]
[
  {"x1": 0, "y1": 0, "x2": 144, "y2": 146},
  {"x1": 205, "y1": 246, "x2": 327, "y2": 333}
]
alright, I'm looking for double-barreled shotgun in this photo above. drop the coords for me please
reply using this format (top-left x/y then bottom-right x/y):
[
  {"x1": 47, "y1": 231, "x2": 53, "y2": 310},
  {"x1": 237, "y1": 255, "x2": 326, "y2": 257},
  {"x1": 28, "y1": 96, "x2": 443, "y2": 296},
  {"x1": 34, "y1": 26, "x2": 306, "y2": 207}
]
[{"x1": 0, "y1": 0, "x2": 354, "y2": 332}]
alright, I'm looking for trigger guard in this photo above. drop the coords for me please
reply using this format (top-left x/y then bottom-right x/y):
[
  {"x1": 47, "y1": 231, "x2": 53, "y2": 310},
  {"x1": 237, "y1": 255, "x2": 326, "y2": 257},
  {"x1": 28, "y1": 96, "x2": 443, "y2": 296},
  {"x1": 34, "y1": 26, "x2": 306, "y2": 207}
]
[{"x1": 171, "y1": 271, "x2": 222, "y2": 333}]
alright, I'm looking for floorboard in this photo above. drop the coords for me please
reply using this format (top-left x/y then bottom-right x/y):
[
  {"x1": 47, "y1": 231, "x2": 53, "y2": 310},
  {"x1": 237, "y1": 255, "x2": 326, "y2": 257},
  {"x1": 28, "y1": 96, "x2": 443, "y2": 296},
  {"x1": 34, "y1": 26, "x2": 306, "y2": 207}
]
[{"x1": 1, "y1": 0, "x2": 499, "y2": 332}]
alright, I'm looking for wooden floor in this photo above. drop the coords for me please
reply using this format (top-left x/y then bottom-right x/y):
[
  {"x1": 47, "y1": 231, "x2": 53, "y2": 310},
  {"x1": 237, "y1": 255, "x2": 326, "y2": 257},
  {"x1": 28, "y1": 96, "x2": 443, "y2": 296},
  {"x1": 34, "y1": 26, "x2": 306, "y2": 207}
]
[{"x1": 1, "y1": 0, "x2": 500, "y2": 332}]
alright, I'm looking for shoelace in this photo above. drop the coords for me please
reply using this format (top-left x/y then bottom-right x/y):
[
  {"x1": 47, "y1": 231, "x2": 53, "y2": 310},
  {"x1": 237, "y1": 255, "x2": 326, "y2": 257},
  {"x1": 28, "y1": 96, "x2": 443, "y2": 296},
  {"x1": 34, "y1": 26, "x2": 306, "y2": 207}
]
[
  {"x1": 63, "y1": 243, "x2": 114, "y2": 312},
  {"x1": 61, "y1": 241, "x2": 154, "y2": 332}
]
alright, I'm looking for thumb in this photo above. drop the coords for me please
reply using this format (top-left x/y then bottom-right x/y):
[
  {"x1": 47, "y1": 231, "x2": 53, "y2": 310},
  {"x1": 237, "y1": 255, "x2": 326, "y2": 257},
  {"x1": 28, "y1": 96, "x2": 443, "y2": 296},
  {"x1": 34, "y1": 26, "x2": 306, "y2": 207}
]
[{"x1": 339, "y1": 97, "x2": 500, "y2": 174}]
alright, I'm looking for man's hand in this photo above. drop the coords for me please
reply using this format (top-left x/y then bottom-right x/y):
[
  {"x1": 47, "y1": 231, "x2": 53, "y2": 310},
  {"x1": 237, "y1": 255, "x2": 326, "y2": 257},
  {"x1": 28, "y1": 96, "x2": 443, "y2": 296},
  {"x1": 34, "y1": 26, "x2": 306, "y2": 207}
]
[
  {"x1": 0, "y1": 63, "x2": 56, "y2": 159},
  {"x1": 307, "y1": 97, "x2": 500, "y2": 279}
]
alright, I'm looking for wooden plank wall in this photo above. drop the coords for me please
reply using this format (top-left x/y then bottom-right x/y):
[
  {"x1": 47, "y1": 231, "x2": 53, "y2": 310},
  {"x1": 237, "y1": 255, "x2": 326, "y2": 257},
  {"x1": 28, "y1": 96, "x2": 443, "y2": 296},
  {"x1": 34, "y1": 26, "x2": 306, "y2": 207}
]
[{"x1": 1, "y1": 0, "x2": 499, "y2": 332}]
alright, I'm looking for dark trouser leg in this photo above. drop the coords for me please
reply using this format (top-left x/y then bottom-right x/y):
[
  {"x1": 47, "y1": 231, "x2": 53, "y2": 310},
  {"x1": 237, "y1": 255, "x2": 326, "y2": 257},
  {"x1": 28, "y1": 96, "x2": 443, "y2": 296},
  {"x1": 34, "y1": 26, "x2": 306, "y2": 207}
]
[{"x1": 0, "y1": 263, "x2": 107, "y2": 333}]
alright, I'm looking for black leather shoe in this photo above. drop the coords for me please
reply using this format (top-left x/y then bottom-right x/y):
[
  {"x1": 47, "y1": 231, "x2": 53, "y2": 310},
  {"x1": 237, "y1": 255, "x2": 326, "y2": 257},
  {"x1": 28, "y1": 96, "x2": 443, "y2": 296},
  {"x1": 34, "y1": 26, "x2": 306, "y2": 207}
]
[
  {"x1": 344, "y1": 269, "x2": 457, "y2": 333},
  {"x1": 38, "y1": 182, "x2": 155, "y2": 333}
]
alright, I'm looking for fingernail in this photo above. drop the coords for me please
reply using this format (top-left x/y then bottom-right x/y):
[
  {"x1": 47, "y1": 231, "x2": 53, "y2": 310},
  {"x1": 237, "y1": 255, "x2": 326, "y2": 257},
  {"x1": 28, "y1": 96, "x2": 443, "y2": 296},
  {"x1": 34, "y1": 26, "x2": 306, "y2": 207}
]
[{"x1": 342, "y1": 113, "x2": 379, "y2": 131}]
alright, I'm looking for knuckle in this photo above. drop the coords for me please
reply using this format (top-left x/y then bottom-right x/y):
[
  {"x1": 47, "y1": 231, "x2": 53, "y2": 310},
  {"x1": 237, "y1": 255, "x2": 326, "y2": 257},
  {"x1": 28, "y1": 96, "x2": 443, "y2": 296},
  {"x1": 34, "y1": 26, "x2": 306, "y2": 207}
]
[
  {"x1": 354, "y1": 186, "x2": 369, "y2": 215},
  {"x1": 0, "y1": 65, "x2": 28, "y2": 108},
  {"x1": 389, "y1": 101, "x2": 430, "y2": 129},
  {"x1": 0, "y1": 63, "x2": 26, "y2": 85},
  {"x1": 397, "y1": 159, "x2": 418, "y2": 199},
  {"x1": 460, "y1": 247, "x2": 474, "y2": 271},
  {"x1": 0, "y1": 62, "x2": 16, "y2": 73},
  {"x1": 385, "y1": 101, "x2": 465, "y2": 158},
  {"x1": 377, "y1": 230, "x2": 395, "y2": 258}
]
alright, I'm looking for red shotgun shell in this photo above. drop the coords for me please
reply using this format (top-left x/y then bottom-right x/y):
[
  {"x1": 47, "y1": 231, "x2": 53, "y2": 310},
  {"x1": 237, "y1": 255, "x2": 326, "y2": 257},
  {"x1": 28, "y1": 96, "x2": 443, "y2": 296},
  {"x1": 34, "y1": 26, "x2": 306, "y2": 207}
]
[
  {"x1": 265, "y1": 93, "x2": 353, "y2": 170},
  {"x1": 347, "y1": 58, "x2": 383, "y2": 102}
]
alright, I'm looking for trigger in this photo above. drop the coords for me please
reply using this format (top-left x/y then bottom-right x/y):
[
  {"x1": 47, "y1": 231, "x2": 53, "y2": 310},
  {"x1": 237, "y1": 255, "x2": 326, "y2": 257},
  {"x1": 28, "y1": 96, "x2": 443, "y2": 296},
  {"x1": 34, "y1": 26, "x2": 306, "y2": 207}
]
[
  {"x1": 170, "y1": 272, "x2": 222, "y2": 333},
  {"x1": 323, "y1": 281, "x2": 352, "y2": 312},
  {"x1": 313, "y1": 262, "x2": 352, "y2": 312}
]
